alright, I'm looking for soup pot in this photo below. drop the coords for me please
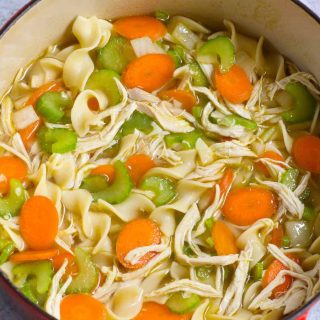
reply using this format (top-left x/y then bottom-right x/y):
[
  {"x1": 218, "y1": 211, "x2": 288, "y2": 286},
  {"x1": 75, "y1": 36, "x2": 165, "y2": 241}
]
[{"x1": 0, "y1": 0, "x2": 319, "y2": 319}]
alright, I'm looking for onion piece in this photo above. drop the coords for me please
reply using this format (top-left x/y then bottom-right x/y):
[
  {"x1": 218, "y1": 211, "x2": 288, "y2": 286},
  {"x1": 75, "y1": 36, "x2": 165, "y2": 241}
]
[
  {"x1": 130, "y1": 37, "x2": 164, "y2": 57},
  {"x1": 284, "y1": 221, "x2": 313, "y2": 248},
  {"x1": 171, "y1": 23, "x2": 199, "y2": 50},
  {"x1": 12, "y1": 105, "x2": 39, "y2": 130}
]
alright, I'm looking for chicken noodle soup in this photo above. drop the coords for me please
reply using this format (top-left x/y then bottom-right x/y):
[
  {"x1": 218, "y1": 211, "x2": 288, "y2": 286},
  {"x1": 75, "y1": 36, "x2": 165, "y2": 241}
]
[{"x1": 0, "y1": 11, "x2": 320, "y2": 320}]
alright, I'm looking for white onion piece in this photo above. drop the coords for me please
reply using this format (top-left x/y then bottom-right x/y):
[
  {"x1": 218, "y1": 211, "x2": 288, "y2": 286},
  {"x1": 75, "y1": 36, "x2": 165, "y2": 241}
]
[
  {"x1": 285, "y1": 221, "x2": 313, "y2": 248},
  {"x1": 13, "y1": 105, "x2": 39, "y2": 130},
  {"x1": 172, "y1": 23, "x2": 199, "y2": 50},
  {"x1": 130, "y1": 37, "x2": 164, "y2": 57}
]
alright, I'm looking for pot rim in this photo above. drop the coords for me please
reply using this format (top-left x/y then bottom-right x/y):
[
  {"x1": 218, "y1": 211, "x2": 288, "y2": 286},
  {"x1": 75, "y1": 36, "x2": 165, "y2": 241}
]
[{"x1": 0, "y1": 0, "x2": 319, "y2": 319}]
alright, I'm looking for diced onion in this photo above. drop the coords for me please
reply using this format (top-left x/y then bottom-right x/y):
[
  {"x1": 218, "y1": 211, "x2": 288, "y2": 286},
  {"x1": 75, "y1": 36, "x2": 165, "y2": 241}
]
[
  {"x1": 285, "y1": 221, "x2": 313, "y2": 248},
  {"x1": 172, "y1": 23, "x2": 199, "y2": 50},
  {"x1": 130, "y1": 37, "x2": 164, "y2": 57},
  {"x1": 12, "y1": 105, "x2": 39, "y2": 130}
]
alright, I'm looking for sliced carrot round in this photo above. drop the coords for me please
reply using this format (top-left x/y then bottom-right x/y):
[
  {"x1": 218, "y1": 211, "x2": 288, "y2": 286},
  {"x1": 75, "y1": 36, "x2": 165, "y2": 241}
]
[
  {"x1": 88, "y1": 97, "x2": 100, "y2": 111},
  {"x1": 122, "y1": 54, "x2": 175, "y2": 92},
  {"x1": 222, "y1": 187, "x2": 278, "y2": 226},
  {"x1": 219, "y1": 168, "x2": 234, "y2": 196},
  {"x1": 19, "y1": 119, "x2": 41, "y2": 150},
  {"x1": 256, "y1": 151, "x2": 285, "y2": 177},
  {"x1": 270, "y1": 226, "x2": 284, "y2": 247},
  {"x1": 125, "y1": 154, "x2": 155, "y2": 185},
  {"x1": 0, "y1": 156, "x2": 28, "y2": 194},
  {"x1": 214, "y1": 64, "x2": 253, "y2": 104},
  {"x1": 20, "y1": 195, "x2": 59, "y2": 250},
  {"x1": 9, "y1": 248, "x2": 58, "y2": 263},
  {"x1": 116, "y1": 218, "x2": 161, "y2": 269},
  {"x1": 60, "y1": 294, "x2": 107, "y2": 320},
  {"x1": 158, "y1": 90, "x2": 197, "y2": 111},
  {"x1": 53, "y1": 249, "x2": 78, "y2": 280},
  {"x1": 212, "y1": 220, "x2": 238, "y2": 255},
  {"x1": 90, "y1": 164, "x2": 115, "y2": 183},
  {"x1": 292, "y1": 135, "x2": 320, "y2": 174},
  {"x1": 134, "y1": 302, "x2": 192, "y2": 320},
  {"x1": 114, "y1": 16, "x2": 167, "y2": 40}
]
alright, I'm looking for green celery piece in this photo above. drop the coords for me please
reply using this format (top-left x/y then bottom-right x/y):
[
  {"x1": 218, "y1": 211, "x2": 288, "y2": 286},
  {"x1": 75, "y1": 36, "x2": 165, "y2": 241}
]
[
  {"x1": 165, "y1": 130, "x2": 203, "y2": 150},
  {"x1": 183, "y1": 243, "x2": 196, "y2": 257},
  {"x1": 168, "y1": 46, "x2": 185, "y2": 68},
  {"x1": 97, "y1": 36, "x2": 135, "y2": 74},
  {"x1": 0, "y1": 241, "x2": 14, "y2": 265},
  {"x1": 195, "y1": 266, "x2": 214, "y2": 281},
  {"x1": 20, "y1": 281, "x2": 39, "y2": 305},
  {"x1": 140, "y1": 176, "x2": 176, "y2": 206},
  {"x1": 218, "y1": 114, "x2": 258, "y2": 131},
  {"x1": 86, "y1": 69, "x2": 122, "y2": 106},
  {"x1": 189, "y1": 61, "x2": 209, "y2": 87},
  {"x1": 35, "y1": 91, "x2": 72, "y2": 123},
  {"x1": 12, "y1": 261, "x2": 53, "y2": 294},
  {"x1": 67, "y1": 247, "x2": 98, "y2": 294},
  {"x1": 166, "y1": 292, "x2": 201, "y2": 314},
  {"x1": 0, "y1": 179, "x2": 26, "y2": 218},
  {"x1": 155, "y1": 10, "x2": 170, "y2": 22},
  {"x1": 282, "y1": 82, "x2": 316, "y2": 124},
  {"x1": 205, "y1": 237, "x2": 214, "y2": 248},
  {"x1": 281, "y1": 236, "x2": 291, "y2": 248},
  {"x1": 299, "y1": 186, "x2": 311, "y2": 202},
  {"x1": 303, "y1": 207, "x2": 316, "y2": 221},
  {"x1": 81, "y1": 175, "x2": 109, "y2": 193},
  {"x1": 38, "y1": 127, "x2": 77, "y2": 154},
  {"x1": 197, "y1": 36, "x2": 235, "y2": 73},
  {"x1": 280, "y1": 168, "x2": 299, "y2": 191},
  {"x1": 121, "y1": 111, "x2": 154, "y2": 136},
  {"x1": 192, "y1": 105, "x2": 204, "y2": 120},
  {"x1": 205, "y1": 217, "x2": 214, "y2": 231},
  {"x1": 252, "y1": 262, "x2": 264, "y2": 281},
  {"x1": 92, "y1": 161, "x2": 133, "y2": 204}
]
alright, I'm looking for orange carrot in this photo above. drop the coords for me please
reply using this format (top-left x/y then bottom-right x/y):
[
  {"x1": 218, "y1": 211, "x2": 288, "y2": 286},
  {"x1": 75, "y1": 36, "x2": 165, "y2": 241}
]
[
  {"x1": 114, "y1": 16, "x2": 167, "y2": 41},
  {"x1": 219, "y1": 168, "x2": 234, "y2": 195},
  {"x1": 158, "y1": 89, "x2": 197, "y2": 112},
  {"x1": 25, "y1": 81, "x2": 64, "y2": 107},
  {"x1": 292, "y1": 135, "x2": 320, "y2": 174},
  {"x1": 134, "y1": 302, "x2": 192, "y2": 320},
  {"x1": 60, "y1": 294, "x2": 107, "y2": 320},
  {"x1": 214, "y1": 64, "x2": 253, "y2": 104},
  {"x1": 20, "y1": 195, "x2": 59, "y2": 250},
  {"x1": 88, "y1": 97, "x2": 99, "y2": 111},
  {"x1": 122, "y1": 54, "x2": 175, "y2": 92},
  {"x1": 212, "y1": 220, "x2": 239, "y2": 255},
  {"x1": 116, "y1": 218, "x2": 161, "y2": 269},
  {"x1": 0, "y1": 156, "x2": 28, "y2": 194},
  {"x1": 53, "y1": 249, "x2": 78, "y2": 280},
  {"x1": 256, "y1": 151, "x2": 285, "y2": 177},
  {"x1": 18, "y1": 119, "x2": 41, "y2": 150},
  {"x1": 90, "y1": 164, "x2": 115, "y2": 183},
  {"x1": 262, "y1": 254, "x2": 300, "y2": 298},
  {"x1": 125, "y1": 154, "x2": 155, "y2": 185},
  {"x1": 222, "y1": 187, "x2": 278, "y2": 226},
  {"x1": 270, "y1": 226, "x2": 284, "y2": 247},
  {"x1": 9, "y1": 248, "x2": 58, "y2": 263}
]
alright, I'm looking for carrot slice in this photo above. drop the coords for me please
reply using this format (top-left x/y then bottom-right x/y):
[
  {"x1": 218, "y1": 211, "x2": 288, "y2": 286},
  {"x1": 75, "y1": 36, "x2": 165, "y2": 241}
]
[
  {"x1": 222, "y1": 186, "x2": 278, "y2": 226},
  {"x1": 53, "y1": 249, "x2": 78, "y2": 280},
  {"x1": 125, "y1": 154, "x2": 155, "y2": 185},
  {"x1": 10, "y1": 248, "x2": 58, "y2": 263},
  {"x1": 134, "y1": 302, "x2": 192, "y2": 320},
  {"x1": 292, "y1": 135, "x2": 320, "y2": 174},
  {"x1": 0, "y1": 156, "x2": 28, "y2": 194},
  {"x1": 262, "y1": 254, "x2": 300, "y2": 298},
  {"x1": 114, "y1": 16, "x2": 166, "y2": 41},
  {"x1": 158, "y1": 89, "x2": 197, "y2": 111},
  {"x1": 219, "y1": 168, "x2": 234, "y2": 195},
  {"x1": 116, "y1": 218, "x2": 161, "y2": 269},
  {"x1": 122, "y1": 54, "x2": 175, "y2": 92},
  {"x1": 60, "y1": 294, "x2": 107, "y2": 320},
  {"x1": 20, "y1": 195, "x2": 59, "y2": 250},
  {"x1": 90, "y1": 164, "x2": 115, "y2": 183},
  {"x1": 19, "y1": 119, "x2": 41, "y2": 150},
  {"x1": 25, "y1": 81, "x2": 64, "y2": 107},
  {"x1": 214, "y1": 64, "x2": 253, "y2": 104},
  {"x1": 256, "y1": 151, "x2": 285, "y2": 177},
  {"x1": 212, "y1": 220, "x2": 239, "y2": 255},
  {"x1": 270, "y1": 226, "x2": 284, "y2": 247},
  {"x1": 88, "y1": 97, "x2": 99, "y2": 111}
]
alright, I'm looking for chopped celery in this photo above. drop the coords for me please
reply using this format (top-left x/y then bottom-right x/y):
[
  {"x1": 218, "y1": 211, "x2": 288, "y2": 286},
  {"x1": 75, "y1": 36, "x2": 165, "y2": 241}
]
[
  {"x1": 205, "y1": 217, "x2": 214, "y2": 231},
  {"x1": 206, "y1": 237, "x2": 214, "y2": 248},
  {"x1": 281, "y1": 235, "x2": 291, "y2": 248},
  {"x1": 252, "y1": 262, "x2": 264, "y2": 281},
  {"x1": 282, "y1": 82, "x2": 316, "y2": 124},
  {"x1": 168, "y1": 46, "x2": 185, "y2": 68},
  {"x1": 86, "y1": 70, "x2": 122, "y2": 106},
  {"x1": 0, "y1": 179, "x2": 26, "y2": 218},
  {"x1": 97, "y1": 36, "x2": 135, "y2": 74},
  {"x1": 164, "y1": 130, "x2": 203, "y2": 150},
  {"x1": 196, "y1": 266, "x2": 214, "y2": 280},
  {"x1": 197, "y1": 36, "x2": 235, "y2": 73},
  {"x1": 299, "y1": 186, "x2": 311, "y2": 202},
  {"x1": 12, "y1": 261, "x2": 53, "y2": 295},
  {"x1": 303, "y1": 207, "x2": 316, "y2": 221},
  {"x1": 217, "y1": 114, "x2": 258, "y2": 131},
  {"x1": 20, "y1": 281, "x2": 39, "y2": 305},
  {"x1": 92, "y1": 161, "x2": 133, "y2": 204},
  {"x1": 155, "y1": 10, "x2": 170, "y2": 23},
  {"x1": 171, "y1": 23, "x2": 199, "y2": 50},
  {"x1": 81, "y1": 175, "x2": 109, "y2": 193},
  {"x1": 280, "y1": 168, "x2": 299, "y2": 191},
  {"x1": 0, "y1": 240, "x2": 14, "y2": 265},
  {"x1": 38, "y1": 127, "x2": 77, "y2": 154},
  {"x1": 121, "y1": 111, "x2": 154, "y2": 136},
  {"x1": 67, "y1": 247, "x2": 99, "y2": 294},
  {"x1": 140, "y1": 176, "x2": 176, "y2": 206},
  {"x1": 35, "y1": 91, "x2": 72, "y2": 123},
  {"x1": 189, "y1": 61, "x2": 209, "y2": 87},
  {"x1": 166, "y1": 292, "x2": 201, "y2": 314},
  {"x1": 183, "y1": 243, "x2": 196, "y2": 257},
  {"x1": 192, "y1": 105, "x2": 204, "y2": 120}
]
